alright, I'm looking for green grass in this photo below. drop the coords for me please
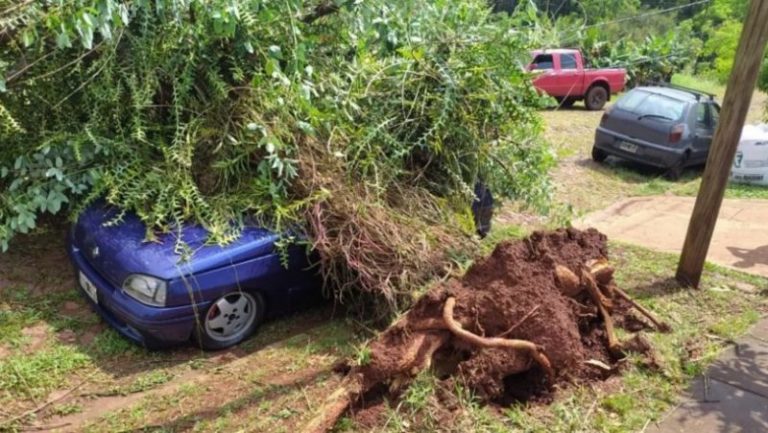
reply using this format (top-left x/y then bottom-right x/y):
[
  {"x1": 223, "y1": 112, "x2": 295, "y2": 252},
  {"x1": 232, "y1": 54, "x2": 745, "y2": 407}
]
[
  {"x1": 671, "y1": 73, "x2": 725, "y2": 97},
  {"x1": 0, "y1": 345, "x2": 90, "y2": 402}
]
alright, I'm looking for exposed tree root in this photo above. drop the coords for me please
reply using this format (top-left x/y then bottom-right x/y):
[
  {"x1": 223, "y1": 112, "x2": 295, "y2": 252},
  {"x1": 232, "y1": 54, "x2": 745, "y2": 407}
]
[
  {"x1": 300, "y1": 296, "x2": 552, "y2": 433},
  {"x1": 582, "y1": 270, "x2": 624, "y2": 357},
  {"x1": 555, "y1": 264, "x2": 581, "y2": 297},
  {"x1": 301, "y1": 231, "x2": 672, "y2": 433},
  {"x1": 614, "y1": 287, "x2": 671, "y2": 332},
  {"x1": 301, "y1": 378, "x2": 362, "y2": 433},
  {"x1": 498, "y1": 305, "x2": 541, "y2": 338},
  {"x1": 442, "y1": 297, "x2": 555, "y2": 381}
]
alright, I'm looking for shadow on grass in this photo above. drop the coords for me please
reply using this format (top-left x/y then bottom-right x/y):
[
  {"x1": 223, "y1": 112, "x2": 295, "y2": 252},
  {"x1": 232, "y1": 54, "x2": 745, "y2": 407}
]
[
  {"x1": 623, "y1": 276, "x2": 691, "y2": 299},
  {"x1": 577, "y1": 156, "x2": 705, "y2": 185},
  {"x1": 115, "y1": 367, "x2": 333, "y2": 433}
]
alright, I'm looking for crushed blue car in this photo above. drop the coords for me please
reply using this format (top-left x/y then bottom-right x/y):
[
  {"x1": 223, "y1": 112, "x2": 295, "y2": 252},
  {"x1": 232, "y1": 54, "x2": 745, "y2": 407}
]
[
  {"x1": 67, "y1": 204, "x2": 322, "y2": 350},
  {"x1": 68, "y1": 189, "x2": 493, "y2": 350}
]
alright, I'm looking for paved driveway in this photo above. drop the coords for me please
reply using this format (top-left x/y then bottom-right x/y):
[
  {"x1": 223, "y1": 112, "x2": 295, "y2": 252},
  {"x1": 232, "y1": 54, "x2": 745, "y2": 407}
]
[{"x1": 579, "y1": 196, "x2": 768, "y2": 277}]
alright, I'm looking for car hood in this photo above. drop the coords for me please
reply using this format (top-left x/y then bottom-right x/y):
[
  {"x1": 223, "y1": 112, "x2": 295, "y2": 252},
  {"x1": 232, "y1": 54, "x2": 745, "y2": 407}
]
[{"x1": 72, "y1": 203, "x2": 279, "y2": 285}]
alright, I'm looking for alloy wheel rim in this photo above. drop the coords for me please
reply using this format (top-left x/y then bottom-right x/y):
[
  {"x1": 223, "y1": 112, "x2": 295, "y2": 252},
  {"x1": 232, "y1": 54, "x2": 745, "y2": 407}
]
[{"x1": 204, "y1": 292, "x2": 257, "y2": 342}]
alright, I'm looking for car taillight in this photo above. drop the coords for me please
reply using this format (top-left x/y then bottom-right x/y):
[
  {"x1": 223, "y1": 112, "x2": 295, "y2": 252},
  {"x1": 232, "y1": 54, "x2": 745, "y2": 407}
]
[
  {"x1": 600, "y1": 112, "x2": 609, "y2": 126},
  {"x1": 669, "y1": 124, "x2": 685, "y2": 144}
]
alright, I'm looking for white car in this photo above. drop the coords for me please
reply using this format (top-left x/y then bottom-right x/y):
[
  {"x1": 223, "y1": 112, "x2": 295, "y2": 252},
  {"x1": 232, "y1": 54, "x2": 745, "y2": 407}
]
[{"x1": 731, "y1": 124, "x2": 768, "y2": 186}]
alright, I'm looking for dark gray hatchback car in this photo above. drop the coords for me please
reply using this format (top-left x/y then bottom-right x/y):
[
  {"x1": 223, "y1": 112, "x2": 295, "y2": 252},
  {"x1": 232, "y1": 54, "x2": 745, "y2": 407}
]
[{"x1": 592, "y1": 85, "x2": 720, "y2": 179}]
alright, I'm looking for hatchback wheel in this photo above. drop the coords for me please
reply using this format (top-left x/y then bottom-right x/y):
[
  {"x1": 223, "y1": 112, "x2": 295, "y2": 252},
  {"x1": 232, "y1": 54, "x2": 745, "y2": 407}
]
[
  {"x1": 195, "y1": 291, "x2": 265, "y2": 350},
  {"x1": 592, "y1": 146, "x2": 608, "y2": 163},
  {"x1": 585, "y1": 86, "x2": 608, "y2": 111},
  {"x1": 664, "y1": 153, "x2": 689, "y2": 181}
]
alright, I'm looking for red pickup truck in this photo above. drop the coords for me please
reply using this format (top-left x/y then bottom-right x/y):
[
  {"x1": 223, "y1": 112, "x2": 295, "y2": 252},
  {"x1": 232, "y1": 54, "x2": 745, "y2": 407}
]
[{"x1": 528, "y1": 49, "x2": 626, "y2": 110}]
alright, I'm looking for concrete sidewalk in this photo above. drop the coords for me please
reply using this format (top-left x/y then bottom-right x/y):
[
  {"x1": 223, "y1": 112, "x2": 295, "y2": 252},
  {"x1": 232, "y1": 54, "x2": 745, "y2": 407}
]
[
  {"x1": 651, "y1": 318, "x2": 768, "y2": 433},
  {"x1": 579, "y1": 196, "x2": 768, "y2": 277}
]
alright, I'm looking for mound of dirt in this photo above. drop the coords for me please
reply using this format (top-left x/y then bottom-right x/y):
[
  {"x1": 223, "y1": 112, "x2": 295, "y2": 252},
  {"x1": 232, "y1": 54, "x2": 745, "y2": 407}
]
[
  {"x1": 304, "y1": 228, "x2": 665, "y2": 433},
  {"x1": 360, "y1": 229, "x2": 660, "y2": 402}
]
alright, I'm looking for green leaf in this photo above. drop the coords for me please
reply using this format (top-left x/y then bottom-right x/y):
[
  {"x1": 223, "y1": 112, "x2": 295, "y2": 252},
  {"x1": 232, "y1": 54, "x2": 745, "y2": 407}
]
[{"x1": 56, "y1": 31, "x2": 72, "y2": 49}]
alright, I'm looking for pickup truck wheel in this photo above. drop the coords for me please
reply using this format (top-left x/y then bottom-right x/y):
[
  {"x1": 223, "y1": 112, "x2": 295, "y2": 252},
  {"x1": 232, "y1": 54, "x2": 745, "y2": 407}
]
[
  {"x1": 195, "y1": 291, "x2": 265, "y2": 350},
  {"x1": 585, "y1": 86, "x2": 608, "y2": 110},
  {"x1": 592, "y1": 146, "x2": 608, "y2": 163}
]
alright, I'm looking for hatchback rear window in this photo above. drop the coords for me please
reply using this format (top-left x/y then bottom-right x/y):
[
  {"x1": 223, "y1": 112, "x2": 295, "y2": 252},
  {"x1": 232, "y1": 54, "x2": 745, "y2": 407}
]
[{"x1": 616, "y1": 90, "x2": 687, "y2": 121}]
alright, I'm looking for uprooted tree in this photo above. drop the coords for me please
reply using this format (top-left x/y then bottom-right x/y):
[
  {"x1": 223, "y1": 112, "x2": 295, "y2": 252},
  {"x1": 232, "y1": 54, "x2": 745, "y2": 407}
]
[
  {"x1": 301, "y1": 228, "x2": 670, "y2": 433},
  {"x1": 0, "y1": 0, "x2": 553, "y2": 313}
]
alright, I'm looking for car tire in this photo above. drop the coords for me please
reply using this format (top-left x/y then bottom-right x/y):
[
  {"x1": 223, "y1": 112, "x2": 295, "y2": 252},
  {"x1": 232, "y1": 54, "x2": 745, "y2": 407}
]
[
  {"x1": 592, "y1": 146, "x2": 608, "y2": 163},
  {"x1": 194, "y1": 291, "x2": 265, "y2": 350},
  {"x1": 664, "y1": 153, "x2": 689, "y2": 181},
  {"x1": 585, "y1": 86, "x2": 608, "y2": 111}
]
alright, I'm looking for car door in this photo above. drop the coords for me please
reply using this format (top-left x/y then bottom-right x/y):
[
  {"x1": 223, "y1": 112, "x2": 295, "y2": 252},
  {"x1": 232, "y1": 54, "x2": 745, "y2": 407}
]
[
  {"x1": 692, "y1": 102, "x2": 716, "y2": 164},
  {"x1": 530, "y1": 54, "x2": 559, "y2": 96},
  {"x1": 555, "y1": 52, "x2": 583, "y2": 98}
]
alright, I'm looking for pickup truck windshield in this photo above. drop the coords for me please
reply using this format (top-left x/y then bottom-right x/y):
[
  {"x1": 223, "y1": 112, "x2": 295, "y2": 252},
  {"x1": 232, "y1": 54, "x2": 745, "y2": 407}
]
[{"x1": 616, "y1": 90, "x2": 686, "y2": 121}]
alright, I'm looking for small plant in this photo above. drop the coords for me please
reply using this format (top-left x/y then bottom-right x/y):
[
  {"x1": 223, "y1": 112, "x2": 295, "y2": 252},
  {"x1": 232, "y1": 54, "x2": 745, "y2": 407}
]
[{"x1": 353, "y1": 344, "x2": 372, "y2": 367}]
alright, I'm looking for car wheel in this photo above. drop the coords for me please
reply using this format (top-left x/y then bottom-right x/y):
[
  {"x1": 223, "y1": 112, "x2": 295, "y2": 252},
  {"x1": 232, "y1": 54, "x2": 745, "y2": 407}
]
[
  {"x1": 195, "y1": 291, "x2": 265, "y2": 350},
  {"x1": 664, "y1": 153, "x2": 689, "y2": 181},
  {"x1": 592, "y1": 146, "x2": 608, "y2": 163},
  {"x1": 585, "y1": 86, "x2": 608, "y2": 111}
]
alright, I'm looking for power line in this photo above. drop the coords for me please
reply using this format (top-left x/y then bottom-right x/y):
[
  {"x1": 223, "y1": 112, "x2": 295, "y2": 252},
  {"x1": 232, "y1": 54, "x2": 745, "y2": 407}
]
[{"x1": 583, "y1": 0, "x2": 712, "y2": 29}]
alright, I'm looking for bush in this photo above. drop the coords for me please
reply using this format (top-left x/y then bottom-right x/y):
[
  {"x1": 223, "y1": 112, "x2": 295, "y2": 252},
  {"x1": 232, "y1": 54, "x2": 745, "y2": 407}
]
[
  {"x1": 759, "y1": 58, "x2": 768, "y2": 93},
  {"x1": 0, "y1": 0, "x2": 552, "y2": 313}
]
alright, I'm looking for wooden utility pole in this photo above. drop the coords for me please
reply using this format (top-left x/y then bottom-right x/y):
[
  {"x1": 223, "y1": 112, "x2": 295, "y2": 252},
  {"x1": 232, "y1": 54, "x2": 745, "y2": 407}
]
[{"x1": 676, "y1": 0, "x2": 768, "y2": 287}]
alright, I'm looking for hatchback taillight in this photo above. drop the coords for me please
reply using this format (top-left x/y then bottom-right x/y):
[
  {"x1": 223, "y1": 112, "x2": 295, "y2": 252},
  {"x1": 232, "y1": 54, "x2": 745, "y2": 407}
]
[
  {"x1": 669, "y1": 124, "x2": 685, "y2": 144},
  {"x1": 600, "y1": 112, "x2": 609, "y2": 126}
]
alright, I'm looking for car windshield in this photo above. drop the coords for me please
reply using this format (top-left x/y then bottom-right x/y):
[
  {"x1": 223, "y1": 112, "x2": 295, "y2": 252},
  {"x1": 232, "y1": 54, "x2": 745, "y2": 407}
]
[{"x1": 616, "y1": 90, "x2": 687, "y2": 121}]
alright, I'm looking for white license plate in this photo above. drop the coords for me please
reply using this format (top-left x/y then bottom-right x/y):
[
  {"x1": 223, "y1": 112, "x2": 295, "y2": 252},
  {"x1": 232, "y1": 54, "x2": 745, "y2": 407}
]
[
  {"x1": 79, "y1": 272, "x2": 98, "y2": 304},
  {"x1": 618, "y1": 141, "x2": 638, "y2": 154}
]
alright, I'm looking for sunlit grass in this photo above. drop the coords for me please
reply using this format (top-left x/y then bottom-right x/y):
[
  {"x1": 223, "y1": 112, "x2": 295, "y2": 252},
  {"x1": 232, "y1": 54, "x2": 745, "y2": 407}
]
[{"x1": 671, "y1": 73, "x2": 725, "y2": 98}]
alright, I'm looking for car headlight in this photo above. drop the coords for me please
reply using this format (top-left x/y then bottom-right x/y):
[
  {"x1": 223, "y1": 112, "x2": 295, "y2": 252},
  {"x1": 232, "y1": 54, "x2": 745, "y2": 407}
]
[{"x1": 122, "y1": 274, "x2": 167, "y2": 307}]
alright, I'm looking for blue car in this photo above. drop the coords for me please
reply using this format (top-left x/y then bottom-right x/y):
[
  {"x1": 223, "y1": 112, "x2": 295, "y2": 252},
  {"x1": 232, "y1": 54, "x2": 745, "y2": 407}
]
[
  {"x1": 67, "y1": 204, "x2": 322, "y2": 350},
  {"x1": 68, "y1": 190, "x2": 494, "y2": 350}
]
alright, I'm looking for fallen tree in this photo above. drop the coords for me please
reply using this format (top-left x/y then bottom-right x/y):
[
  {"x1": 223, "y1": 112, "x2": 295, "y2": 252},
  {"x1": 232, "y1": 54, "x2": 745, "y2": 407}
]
[
  {"x1": 0, "y1": 0, "x2": 551, "y2": 314},
  {"x1": 302, "y1": 228, "x2": 670, "y2": 432}
]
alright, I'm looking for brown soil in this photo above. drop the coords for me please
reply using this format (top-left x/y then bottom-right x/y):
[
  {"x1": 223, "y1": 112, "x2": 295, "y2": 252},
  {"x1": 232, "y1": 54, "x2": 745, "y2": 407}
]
[{"x1": 352, "y1": 228, "x2": 657, "y2": 406}]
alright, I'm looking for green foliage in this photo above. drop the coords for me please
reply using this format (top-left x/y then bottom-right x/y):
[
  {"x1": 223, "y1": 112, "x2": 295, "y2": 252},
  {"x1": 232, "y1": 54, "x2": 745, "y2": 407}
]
[
  {"x1": 702, "y1": 19, "x2": 742, "y2": 83},
  {"x1": 514, "y1": 1, "x2": 698, "y2": 87},
  {"x1": 759, "y1": 58, "x2": 768, "y2": 93},
  {"x1": 0, "y1": 1, "x2": 551, "y2": 306}
]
